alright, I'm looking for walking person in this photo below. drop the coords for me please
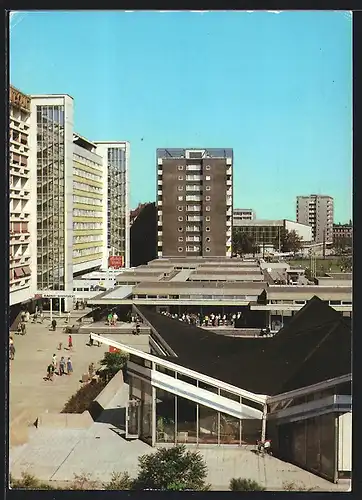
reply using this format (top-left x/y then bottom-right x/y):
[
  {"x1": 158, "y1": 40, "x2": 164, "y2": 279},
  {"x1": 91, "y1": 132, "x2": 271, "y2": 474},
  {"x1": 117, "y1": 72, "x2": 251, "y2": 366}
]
[
  {"x1": 52, "y1": 353, "x2": 57, "y2": 370},
  {"x1": 113, "y1": 312, "x2": 118, "y2": 326},
  {"x1": 89, "y1": 333, "x2": 94, "y2": 347},
  {"x1": 107, "y1": 312, "x2": 112, "y2": 326},
  {"x1": 9, "y1": 337, "x2": 15, "y2": 360},
  {"x1": 68, "y1": 334, "x2": 73, "y2": 350},
  {"x1": 66, "y1": 357, "x2": 73, "y2": 375},
  {"x1": 39, "y1": 311, "x2": 44, "y2": 324},
  {"x1": 51, "y1": 319, "x2": 57, "y2": 331},
  {"x1": 20, "y1": 322, "x2": 26, "y2": 335},
  {"x1": 59, "y1": 356, "x2": 66, "y2": 376},
  {"x1": 47, "y1": 363, "x2": 55, "y2": 381}
]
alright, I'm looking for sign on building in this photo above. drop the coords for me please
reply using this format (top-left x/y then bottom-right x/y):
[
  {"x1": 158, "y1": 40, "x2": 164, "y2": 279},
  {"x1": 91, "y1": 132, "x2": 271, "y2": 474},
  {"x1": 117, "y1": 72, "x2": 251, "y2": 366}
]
[
  {"x1": 109, "y1": 255, "x2": 124, "y2": 269},
  {"x1": 36, "y1": 291, "x2": 75, "y2": 299}
]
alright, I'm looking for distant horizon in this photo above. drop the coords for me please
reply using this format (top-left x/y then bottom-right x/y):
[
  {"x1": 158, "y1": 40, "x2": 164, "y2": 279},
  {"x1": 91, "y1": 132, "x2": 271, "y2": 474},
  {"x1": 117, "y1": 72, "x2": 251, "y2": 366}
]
[{"x1": 10, "y1": 10, "x2": 352, "y2": 223}]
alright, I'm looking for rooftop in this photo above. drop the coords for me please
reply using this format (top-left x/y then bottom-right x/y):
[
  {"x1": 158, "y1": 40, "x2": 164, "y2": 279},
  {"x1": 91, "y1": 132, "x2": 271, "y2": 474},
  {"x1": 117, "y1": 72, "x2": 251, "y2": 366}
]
[{"x1": 138, "y1": 297, "x2": 351, "y2": 396}]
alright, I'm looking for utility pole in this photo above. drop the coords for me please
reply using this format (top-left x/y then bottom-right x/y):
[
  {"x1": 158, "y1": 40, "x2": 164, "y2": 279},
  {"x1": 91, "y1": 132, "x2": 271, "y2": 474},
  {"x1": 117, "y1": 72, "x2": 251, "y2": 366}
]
[{"x1": 322, "y1": 229, "x2": 326, "y2": 259}]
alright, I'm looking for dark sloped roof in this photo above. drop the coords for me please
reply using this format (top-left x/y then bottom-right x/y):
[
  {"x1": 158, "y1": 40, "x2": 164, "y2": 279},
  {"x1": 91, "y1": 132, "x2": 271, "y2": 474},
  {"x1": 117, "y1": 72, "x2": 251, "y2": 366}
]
[{"x1": 138, "y1": 297, "x2": 351, "y2": 396}]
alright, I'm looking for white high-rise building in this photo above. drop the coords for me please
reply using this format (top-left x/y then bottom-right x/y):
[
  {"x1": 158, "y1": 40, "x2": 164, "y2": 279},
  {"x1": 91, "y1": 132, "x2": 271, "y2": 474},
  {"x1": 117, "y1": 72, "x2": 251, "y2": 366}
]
[
  {"x1": 9, "y1": 86, "x2": 36, "y2": 308},
  {"x1": 94, "y1": 141, "x2": 130, "y2": 269},
  {"x1": 296, "y1": 194, "x2": 334, "y2": 243}
]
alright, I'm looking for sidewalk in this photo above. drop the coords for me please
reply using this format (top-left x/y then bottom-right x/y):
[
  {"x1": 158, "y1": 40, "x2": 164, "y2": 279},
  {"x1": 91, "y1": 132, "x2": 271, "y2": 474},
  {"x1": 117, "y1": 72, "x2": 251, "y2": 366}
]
[{"x1": 9, "y1": 318, "x2": 149, "y2": 447}]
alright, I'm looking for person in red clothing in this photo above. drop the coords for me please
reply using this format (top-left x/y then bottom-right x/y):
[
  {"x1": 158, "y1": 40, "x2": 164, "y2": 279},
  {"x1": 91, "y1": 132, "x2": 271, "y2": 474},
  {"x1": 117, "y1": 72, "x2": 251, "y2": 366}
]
[{"x1": 68, "y1": 334, "x2": 73, "y2": 350}]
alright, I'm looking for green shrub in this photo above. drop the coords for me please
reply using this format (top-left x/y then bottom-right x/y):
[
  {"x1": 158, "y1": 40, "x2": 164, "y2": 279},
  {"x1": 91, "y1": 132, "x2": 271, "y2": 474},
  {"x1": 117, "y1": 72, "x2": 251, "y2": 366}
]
[
  {"x1": 10, "y1": 472, "x2": 56, "y2": 490},
  {"x1": 61, "y1": 379, "x2": 106, "y2": 413},
  {"x1": 70, "y1": 472, "x2": 98, "y2": 490},
  {"x1": 99, "y1": 351, "x2": 129, "y2": 382},
  {"x1": 282, "y1": 480, "x2": 315, "y2": 491},
  {"x1": 229, "y1": 477, "x2": 266, "y2": 491},
  {"x1": 103, "y1": 472, "x2": 134, "y2": 490},
  {"x1": 134, "y1": 445, "x2": 209, "y2": 491}
]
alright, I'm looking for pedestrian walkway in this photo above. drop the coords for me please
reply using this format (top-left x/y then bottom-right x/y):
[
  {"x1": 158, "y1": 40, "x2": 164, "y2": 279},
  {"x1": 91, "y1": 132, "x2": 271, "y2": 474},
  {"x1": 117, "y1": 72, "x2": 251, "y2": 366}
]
[{"x1": 9, "y1": 320, "x2": 149, "y2": 447}]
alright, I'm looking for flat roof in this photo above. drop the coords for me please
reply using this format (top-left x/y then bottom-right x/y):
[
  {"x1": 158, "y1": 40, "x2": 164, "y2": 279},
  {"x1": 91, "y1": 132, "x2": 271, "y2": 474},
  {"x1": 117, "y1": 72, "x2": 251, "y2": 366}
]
[
  {"x1": 267, "y1": 285, "x2": 352, "y2": 300},
  {"x1": 132, "y1": 281, "x2": 266, "y2": 296}
]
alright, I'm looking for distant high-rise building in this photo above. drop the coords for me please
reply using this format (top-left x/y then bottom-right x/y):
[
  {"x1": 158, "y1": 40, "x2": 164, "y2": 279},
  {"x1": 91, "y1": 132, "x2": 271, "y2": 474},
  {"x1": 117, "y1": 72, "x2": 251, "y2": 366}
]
[
  {"x1": 9, "y1": 86, "x2": 36, "y2": 310},
  {"x1": 296, "y1": 194, "x2": 334, "y2": 243},
  {"x1": 157, "y1": 148, "x2": 233, "y2": 257},
  {"x1": 94, "y1": 142, "x2": 130, "y2": 268},
  {"x1": 233, "y1": 208, "x2": 255, "y2": 223}
]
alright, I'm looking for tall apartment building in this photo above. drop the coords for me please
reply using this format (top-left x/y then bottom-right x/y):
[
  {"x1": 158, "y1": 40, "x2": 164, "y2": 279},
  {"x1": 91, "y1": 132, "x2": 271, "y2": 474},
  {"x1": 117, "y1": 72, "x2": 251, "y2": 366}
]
[
  {"x1": 73, "y1": 134, "x2": 107, "y2": 275},
  {"x1": 157, "y1": 148, "x2": 233, "y2": 257},
  {"x1": 233, "y1": 208, "x2": 255, "y2": 222},
  {"x1": 9, "y1": 86, "x2": 36, "y2": 308},
  {"x1": 296, "y1": 194, "x2": 334, "y2": 243},
  {"x1": 94, "y1": 142, "x2": 130, "y2": 268},
  {"x1": 30, "y1": 94, "x2": 74, "y2": 302}
]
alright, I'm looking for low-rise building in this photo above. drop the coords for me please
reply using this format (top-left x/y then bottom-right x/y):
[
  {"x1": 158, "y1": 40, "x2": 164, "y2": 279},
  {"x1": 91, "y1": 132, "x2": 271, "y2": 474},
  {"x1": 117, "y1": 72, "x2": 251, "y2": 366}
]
[
  {"x1": 333, "y1": 223, "x2": 352, "y2": 245},
  {"x1": 90, "y1": 296, "x2": 351, "y2": 483},
  {"x1": 233, "y1": 219, "x2": 312, "y2": 249}
]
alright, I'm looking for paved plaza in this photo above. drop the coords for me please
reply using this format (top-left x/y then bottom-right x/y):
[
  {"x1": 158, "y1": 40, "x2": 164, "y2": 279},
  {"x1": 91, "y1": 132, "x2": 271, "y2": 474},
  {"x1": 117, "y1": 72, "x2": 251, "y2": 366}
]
[{"x1": 9, "y1": 312, "x2": 149, "y2": 446}]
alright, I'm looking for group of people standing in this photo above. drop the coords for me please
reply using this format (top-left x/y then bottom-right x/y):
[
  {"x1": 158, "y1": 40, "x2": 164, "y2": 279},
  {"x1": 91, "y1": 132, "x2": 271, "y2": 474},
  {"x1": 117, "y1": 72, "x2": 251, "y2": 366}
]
[
  {"x1": 107, "y1": 312, "x2": 118, "y2": 326},
  {"x1": 46, "y1": 353, "x2": 73, "y2": 381},
  {"x1": 160, "y1": 310, "x2": 243, "y2": 327}
]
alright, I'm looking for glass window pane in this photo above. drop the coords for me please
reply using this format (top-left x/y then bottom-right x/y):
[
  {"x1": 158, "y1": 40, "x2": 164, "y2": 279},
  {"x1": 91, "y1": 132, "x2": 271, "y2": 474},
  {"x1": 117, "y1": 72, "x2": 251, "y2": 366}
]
[
  {"x1": 198, "y1": 403, "x2": 218, "y2": 444},
  {"x1": 241, "y1": 418, "x2": 262, "y2": 444},
  {"x1": 156, "y1": 388, "x2": 175, "y2": 443},
  {"x1": 176, "y1": 395, "x2": 197, "y2": 443},
  {"x1": 219, "y1": 412, "x2": 241, "y2": 445},
  {"x1": 140, "y1": 379, "x2": 152, "y2": 445}
]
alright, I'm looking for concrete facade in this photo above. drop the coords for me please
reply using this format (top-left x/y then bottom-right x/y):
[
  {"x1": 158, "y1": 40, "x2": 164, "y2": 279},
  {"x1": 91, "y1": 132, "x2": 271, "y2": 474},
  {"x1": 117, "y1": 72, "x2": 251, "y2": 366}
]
[
  {"x1": 9, "y1": 86, "x2": 35, "y2": 307},
  {"x1": 296, "y1": 194, "x2": 334, "y2": 243},
  {"x1": 157, "y1": 149, "x2": 233, "y2": 258},
  {"x1": 233, "y1": 208, "x2": 255, "y2": 222}
]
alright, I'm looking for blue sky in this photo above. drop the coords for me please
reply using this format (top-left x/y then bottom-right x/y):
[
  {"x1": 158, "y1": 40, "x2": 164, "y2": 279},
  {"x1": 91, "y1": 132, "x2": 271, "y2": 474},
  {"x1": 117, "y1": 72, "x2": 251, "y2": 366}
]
[{"x1": 10, "y1": 10, "x2": 352, "y2": 222}]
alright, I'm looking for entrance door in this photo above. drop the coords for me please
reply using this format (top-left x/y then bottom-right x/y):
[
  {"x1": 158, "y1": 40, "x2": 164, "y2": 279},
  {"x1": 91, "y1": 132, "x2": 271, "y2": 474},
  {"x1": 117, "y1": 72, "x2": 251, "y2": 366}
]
[{"x1": 126, "y1": 399, "x2": 141, "y2": 439}]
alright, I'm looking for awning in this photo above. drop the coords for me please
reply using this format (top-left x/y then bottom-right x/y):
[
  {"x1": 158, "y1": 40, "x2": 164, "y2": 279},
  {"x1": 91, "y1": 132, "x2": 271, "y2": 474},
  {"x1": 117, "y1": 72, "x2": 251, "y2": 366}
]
[
  {"x1": 14, "y1": 267, "x2": 25, "y2": 278},
  {"x1": 22, "y1": 266, "x2": 31, "y2": 276}
]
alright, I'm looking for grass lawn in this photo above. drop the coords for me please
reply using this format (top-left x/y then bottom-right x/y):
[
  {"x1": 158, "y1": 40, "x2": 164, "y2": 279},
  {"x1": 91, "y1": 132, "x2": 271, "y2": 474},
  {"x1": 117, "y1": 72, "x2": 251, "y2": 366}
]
[{"x1": 289, "y1": 259, "x2": 344, "y2": 274}]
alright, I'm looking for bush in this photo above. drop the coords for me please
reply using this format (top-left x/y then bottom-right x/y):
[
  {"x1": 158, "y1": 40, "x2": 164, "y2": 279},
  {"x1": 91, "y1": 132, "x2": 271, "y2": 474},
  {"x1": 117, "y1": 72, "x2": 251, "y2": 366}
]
[
  {"x1": 282, "y1": 480, "x2": 315, "y2": 491},
  {"x1": 99, "y1": 351, "x2": 129, "y2": 382},
  {"x1": 70, "y1": 472, "x2": 98, "y2": 490},
  {"x1": 229, "y1": 478, "x2": 265, "y2": 491},
  {"x1": 103, "y1": 472, "x2": 134, "y2": 490},
  {"x1": 61, "y1": 379, "x2": 106, "y2": 413},
  {"x1": 10, "y1": 472, "x2": 56, "y2": 490},
  {"x1": 133, "y1": 445, "x2": 210, "y2": 491}
]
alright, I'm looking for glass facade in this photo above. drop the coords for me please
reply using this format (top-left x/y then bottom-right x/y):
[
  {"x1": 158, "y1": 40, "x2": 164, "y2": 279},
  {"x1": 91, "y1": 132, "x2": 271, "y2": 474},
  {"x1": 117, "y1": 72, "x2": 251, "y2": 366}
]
[
  {"x1": 107, "y1": 147, "x2": 127, "y2": 258},
  {"x1": 130, "y1": 373, "x2": 262, "y2": 447},
  {"x1": 36, "y1": 105, "x2": 65, "y2": 290}
]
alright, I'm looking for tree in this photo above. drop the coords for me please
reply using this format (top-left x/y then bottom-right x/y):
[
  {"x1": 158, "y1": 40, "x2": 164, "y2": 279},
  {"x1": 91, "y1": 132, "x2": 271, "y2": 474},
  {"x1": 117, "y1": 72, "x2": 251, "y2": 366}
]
[
  {"x1": 133, "y1": 445, "x2": 210, "y2": 491},
  {"x1": 232, "y1": 229, "x2": 255, "y2": 256},
  {"x1": 274, "y1": 228, "x2": 302, "y2": 255},
  {"x1": 99, "y1": 351, "x2": 129, "y2": 382}
]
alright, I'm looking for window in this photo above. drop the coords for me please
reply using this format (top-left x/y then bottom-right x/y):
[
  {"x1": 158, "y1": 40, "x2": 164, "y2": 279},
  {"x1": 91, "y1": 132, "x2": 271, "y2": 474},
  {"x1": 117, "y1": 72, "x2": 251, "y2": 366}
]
[
  {"x1": 178, "y1": 216, "x2": 183, "y2": 221},
  {"x1": 178, "y1": 196, "x2": 183, "y2": 201},
  {"x1": 178, "y1": 186, "x2": 183, "y2": 191},
  {"x1": 206, "y1": 165, "x2": 211, "y2": 170},
  {"x1": 178, "y1": 247, "x2": 183, "y2": 252},
  {"x1": 178, "y1": 237, "x2": 183, "y2": 242},
  {"x1": 206, "y1": 186, "x2": 211, "y2": 191},
  {"x1": 178, "y1": 165, "x2": 183, "y2": 170},
  {"x1": 206, "y1": 237, "x2": 210, "y2": 242},
  {"x1": 206, "y1": 227, "x2": 210, "y2": 231},
  {"x1": 178, "y1": 227, "x2": 183, "y2": 232},
  {"x1": 205, "y1": 206, "x2": 211, "y2": 211},
  {"x1": 206, "y1": 196, "x2": 210, "y2": 201},
  {"x1": 206, "y1": 247, "x2": 210, "y2": 252},
  {"x1": 177, "y1": 206, "x2": 183, "y2": 211},
  {"x1": 178, "y1": 175, "x2": 183, "y2": 180},
  {"x1": 205, "y1": 216, "x2": 210, "y2": 221},
  {"x1": 205, "y1": 175, "x2": 211, "y2": 181}
]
